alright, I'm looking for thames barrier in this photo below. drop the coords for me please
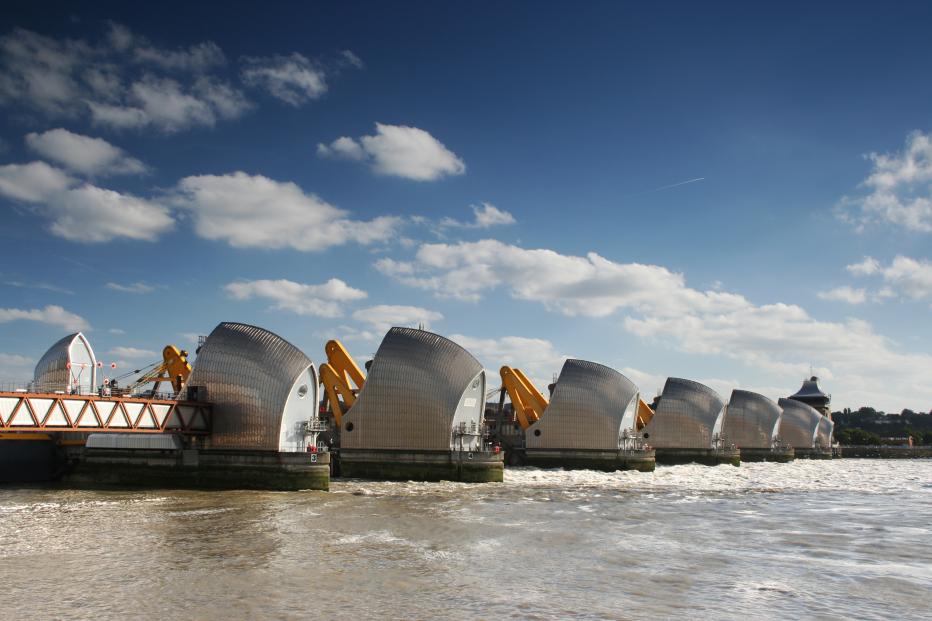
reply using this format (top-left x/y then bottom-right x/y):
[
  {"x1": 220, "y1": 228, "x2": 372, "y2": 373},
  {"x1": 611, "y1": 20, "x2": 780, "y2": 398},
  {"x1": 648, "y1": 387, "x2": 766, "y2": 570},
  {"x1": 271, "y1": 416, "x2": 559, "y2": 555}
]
[{"x1": 0, "y1": 322, "x2": 847, "y2": 490}]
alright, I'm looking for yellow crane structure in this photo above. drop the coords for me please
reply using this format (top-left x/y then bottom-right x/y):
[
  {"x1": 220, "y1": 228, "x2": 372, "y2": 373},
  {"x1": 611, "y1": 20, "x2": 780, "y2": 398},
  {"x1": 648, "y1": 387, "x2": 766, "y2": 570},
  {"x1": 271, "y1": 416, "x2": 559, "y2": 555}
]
[
  {"x1": 499, "y1": 366, "x2": 549, "y2": 429},
  {"x1": 636, "y1": 398, "x2": 655, "y2": 430},
  {"x1": 318, "y1": 339, "x2": 366, "y2": 427},
  {"x1": 127, "y1": 345, "x2": 192, "y2": 395}
]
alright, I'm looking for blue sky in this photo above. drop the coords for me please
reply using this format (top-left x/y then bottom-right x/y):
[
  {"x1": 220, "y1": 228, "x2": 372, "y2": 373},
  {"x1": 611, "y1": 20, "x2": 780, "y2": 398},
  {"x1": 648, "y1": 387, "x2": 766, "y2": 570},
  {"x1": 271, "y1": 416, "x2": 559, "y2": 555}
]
[{"x1": 1, "y1": 1, "x2": 930, "y2": 411}]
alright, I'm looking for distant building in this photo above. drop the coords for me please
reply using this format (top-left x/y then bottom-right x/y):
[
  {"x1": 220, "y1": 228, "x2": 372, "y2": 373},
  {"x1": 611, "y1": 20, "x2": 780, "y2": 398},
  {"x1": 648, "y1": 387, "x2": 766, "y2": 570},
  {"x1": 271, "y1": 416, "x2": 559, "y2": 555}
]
[{"x1": 788, "y1": 376, "x2": 831, "y2": 418}]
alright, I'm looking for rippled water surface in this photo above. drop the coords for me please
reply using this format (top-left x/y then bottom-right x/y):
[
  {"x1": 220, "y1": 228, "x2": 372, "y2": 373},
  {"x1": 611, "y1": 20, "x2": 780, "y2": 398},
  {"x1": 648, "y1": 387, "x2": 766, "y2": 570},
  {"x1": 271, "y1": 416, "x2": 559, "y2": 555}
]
[{"x1": 2, "y1": 459, "x2": 930, "y2": 620}]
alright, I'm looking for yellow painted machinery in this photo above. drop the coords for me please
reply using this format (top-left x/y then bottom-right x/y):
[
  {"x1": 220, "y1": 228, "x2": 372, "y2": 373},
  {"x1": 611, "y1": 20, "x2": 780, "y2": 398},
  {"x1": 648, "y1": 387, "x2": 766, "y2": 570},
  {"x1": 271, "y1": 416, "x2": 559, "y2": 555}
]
[
  {"x1": 124, "y1": 345, "x2": 192, "y2": 395},
  {"x1": 318, "y1": 339, "x2": 366, "y2": 427},
  {"x1": 636, "y1": 397, "x2": 655, "y2": 430},
  {"x1": 499, "y1": 366, "x2": 548, "y2": 430}
]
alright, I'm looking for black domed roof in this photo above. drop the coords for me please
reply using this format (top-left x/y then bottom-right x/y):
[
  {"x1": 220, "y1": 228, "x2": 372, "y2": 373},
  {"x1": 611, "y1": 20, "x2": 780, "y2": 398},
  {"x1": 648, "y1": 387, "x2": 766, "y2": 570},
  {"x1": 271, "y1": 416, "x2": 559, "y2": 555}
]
[{"x1": 789, "y1": 376, "x2": 830, "y2": 403}]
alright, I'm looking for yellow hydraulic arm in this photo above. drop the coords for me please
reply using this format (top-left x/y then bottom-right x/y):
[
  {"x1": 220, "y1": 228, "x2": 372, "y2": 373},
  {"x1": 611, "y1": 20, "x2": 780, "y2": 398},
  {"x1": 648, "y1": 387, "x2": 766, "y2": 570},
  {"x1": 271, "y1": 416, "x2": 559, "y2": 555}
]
[
  {"x1": 636, "y1": 397, "x2": 655, "y2": 430},
  {"x1": 131, "y1": 345, "x2": 192, "y2": 394},
  {"x1": 500, "y1": 366, "x2": 548, "y2": 430},
  {"x1": 319, "y1": 339, "x2": 366, "y2": 427}
]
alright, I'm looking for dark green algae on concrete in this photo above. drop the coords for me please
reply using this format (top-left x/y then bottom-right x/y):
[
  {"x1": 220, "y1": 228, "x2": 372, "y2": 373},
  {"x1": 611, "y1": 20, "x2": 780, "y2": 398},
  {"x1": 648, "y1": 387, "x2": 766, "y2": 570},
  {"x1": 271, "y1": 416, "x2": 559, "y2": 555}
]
[
  {"x1": 654, "y1": 447, "x2": 741, "y2": 467},
  {"x1": 337, "y1": 449, "x2": 504, "y2": 482},
  {"x1": 61, "y1": 449, "x2": 331, "y2": 491}
]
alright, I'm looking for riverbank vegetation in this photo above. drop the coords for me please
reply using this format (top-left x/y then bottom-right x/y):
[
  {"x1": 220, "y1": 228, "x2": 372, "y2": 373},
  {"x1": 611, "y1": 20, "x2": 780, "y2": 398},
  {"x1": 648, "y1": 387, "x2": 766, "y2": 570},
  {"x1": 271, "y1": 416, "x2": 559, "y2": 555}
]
[{"x1": 832, "y1": 408, "x2": 932, "y2": 445}]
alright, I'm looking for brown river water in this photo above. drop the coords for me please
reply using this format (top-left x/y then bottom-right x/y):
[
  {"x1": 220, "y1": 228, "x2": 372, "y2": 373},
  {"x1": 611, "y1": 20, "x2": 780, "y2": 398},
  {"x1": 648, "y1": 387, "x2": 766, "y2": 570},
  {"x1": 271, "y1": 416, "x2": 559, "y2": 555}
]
[{"x1": 2, "y1": 459, "x2": 930, "y2": 620}]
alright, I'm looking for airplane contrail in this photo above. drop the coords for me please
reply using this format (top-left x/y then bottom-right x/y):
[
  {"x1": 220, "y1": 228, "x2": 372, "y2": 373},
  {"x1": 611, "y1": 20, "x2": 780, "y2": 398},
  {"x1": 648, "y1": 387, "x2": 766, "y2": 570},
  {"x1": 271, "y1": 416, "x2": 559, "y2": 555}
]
[
  {"x1": 649, "y1": 177, "x2": 705, "y2": 192},
  {"x1": 623, "y1": 177, "x2": 705, "y2": 198}
]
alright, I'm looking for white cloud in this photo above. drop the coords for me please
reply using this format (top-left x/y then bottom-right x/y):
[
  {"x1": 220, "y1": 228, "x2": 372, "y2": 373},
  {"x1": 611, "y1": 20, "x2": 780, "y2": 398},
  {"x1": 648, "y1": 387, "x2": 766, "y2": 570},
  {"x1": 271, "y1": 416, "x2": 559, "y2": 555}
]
[
  {"x1": 0, "y1": 353, "x2": 33, "y2": 366},
  {"x1": 379, "y1": 238, "x2": 932, "y2": 410},
  {"x1": 0, "y1": 25, "x2": 251, "y2": 133},
  {"x1": 178, "y1": 332, "x2": 202, "y2": 344},
  {"x1": 318, "y1": 123, "x2": 466, "y2": 181},
  {"x1": 3, "y1": 162, "x2": 409, "y2": 248},
  {"x1": 450, "y1": 333, "x2": 568, "y2": 394},
  {"x1": 91, "y1": 74, "x2": 252, "y2": 133},
  {"x1": 846, "y1": 256, "x2": 880, "y2": 276},
  {"x1": 241, "y1": 53, "x2": 326, "y2": 106},
  {"x1": 86, "y1": 101, "x2": 149, "y2": 128},
  {"x1": 0, "y1": 304, "x2": 89, "y2": 331},
  {"x1": 881, "y1": 256, "x2": 932, "y2": 299},
  {"x1": 225, "y1": 278, "x2": 367, "y2": 317},
  {"x1": 0, "y1": 161, "x2": 73, "y2": 201},
  {"x1": 108, "y1": 346, "x2": 158, "y2": 359},
  {"x1": 25, "y1": 128, "x2": 148, "y2": 176},
  {"x1": 341, "y1": 50, "x2": 364, "y2": 69},
  {"x1": 104, "y1": 21, "x2": 226, "y2": 73},
  {"x1": 0, "y1": 353, "x2": 34, "y2": 381},
  {"x1": 106, "y1": 281, "x2": 155, "y2": 294},
  {"x1": 193, "y1": 76, "x2": 252, "y2": 119},
  {"x1": 620, "y1": 367, "x2": 668, "y2": 400},
  {"x1": 3, "y1": 280, "x2": 74, "y2": 295},
  {"x1": 0, "y1": 161, "x2": 174, "y2": 242},
  {"x1": 0, "y1": 28, "x2": 91, "y2": 117},
  {"x1": 108, "y1": 328, "x2": 126, "y2": 335},
  {"x1": 134, "y1": 41, "x2": 226, "y2": 72},
  {"x1": 438, "y1": 203, "x2": 516, "y2": 229},
  {"x1": 172, "y1": 171, "x2": 400, "y2": 251},
  {"x1": 838, "y1": 131, "x2": 932, "y2": 232},
  {"x1": 817, "y1": 286, "x2": 867, "y2": 305},
  {"x1": 848, "y1": 255, "x2": 932, "y2": 301},
  {"x1": 352, "y1": 304, "x2": 443, "y2": 332},
  {"x1": 130, "y1": 75, "x2": 216, "y2": 129},
  {"x1": 1, "y1": 26, "x2": 361, "y2": 131},
  {"x1": 106, "y1": 22, "x2": 134, "y2": 52},
  {"x1": 316, "y1": 136, "x2": 365, "y2": 160},
  {"x1": 875, "y1": 287, "x2": 897, "y2": 300},
  {"x1": 46, "y1": 183, "x2": 173, "y2": 243},
  {"x1": 327, "y1": 325, "x2": 381, "y2": 345},
  {"x1": 375, "y1": 239, "x2": 713, "y2": 315}
]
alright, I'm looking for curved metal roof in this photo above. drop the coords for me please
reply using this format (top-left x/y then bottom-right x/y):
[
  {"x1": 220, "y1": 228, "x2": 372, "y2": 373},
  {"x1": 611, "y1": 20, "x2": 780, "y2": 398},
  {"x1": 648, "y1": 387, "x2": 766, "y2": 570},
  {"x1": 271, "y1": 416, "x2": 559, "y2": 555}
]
[
  {"x1": 789, "y1": 377, "x2": 830, "y2": 401},
  {"x1": 342, "y1": 327, "x2": 485, "y2": 451},
  {"x1": 816, "y1": 416, "x2": 834, "y2": 448},
  {"x1": 187, "y1": 322, "x2": 318, "y2": 452},
  {"x1": 643, "y1": 377, "x2": 726, "y2": 449},
  {"x1": 526, "y1": 359, "x2": 639, "y2": 450},
  {"x1": 34, "y1": 332, "x2": 97, "y2": 393},
  {"x1": 777, "y1": 398, "x2": 822, "y2": 449},
  {"x1": 723, "y1": 389, "x2": 782, "y2": 449}
]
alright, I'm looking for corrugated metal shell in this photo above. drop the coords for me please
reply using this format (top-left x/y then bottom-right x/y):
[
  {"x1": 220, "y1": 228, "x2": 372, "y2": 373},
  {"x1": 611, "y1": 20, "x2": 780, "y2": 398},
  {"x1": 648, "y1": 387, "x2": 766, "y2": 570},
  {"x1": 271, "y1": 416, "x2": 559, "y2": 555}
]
[
  {"x1": 777, "y1": 398, "x2": 822, "y2": 449},
  {"x1": 816, "y1": 416, "x2": 834, "y2": 448},
  {"x1": 526, "y1": 359, "x2": 638, "y2": 450},
  {"x1": 86, "y1": 433, "x2": 183, "y2": 450},
  {"x1": 187, "y1": 322, "x2": 317, "y2": 451},
  {"x1": 342, "y1": 328, "x2": 484, "y2": 450},
  {"x1": 644, "y1": 377, "x2": 725, "y2": 449},
  {"x1": 723, "y1": 389, "x2": 782, "y2": 449},
  {"x1": 33, "y1": 332, "x2": 97, "y2": 393}
]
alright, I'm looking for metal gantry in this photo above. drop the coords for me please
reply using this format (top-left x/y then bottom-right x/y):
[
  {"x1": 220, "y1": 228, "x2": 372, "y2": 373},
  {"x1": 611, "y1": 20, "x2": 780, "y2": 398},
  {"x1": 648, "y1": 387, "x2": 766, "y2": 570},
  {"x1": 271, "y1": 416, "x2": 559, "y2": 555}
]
[{"x1": 0, "y1": 391, "x2": 211, "y2": 434}]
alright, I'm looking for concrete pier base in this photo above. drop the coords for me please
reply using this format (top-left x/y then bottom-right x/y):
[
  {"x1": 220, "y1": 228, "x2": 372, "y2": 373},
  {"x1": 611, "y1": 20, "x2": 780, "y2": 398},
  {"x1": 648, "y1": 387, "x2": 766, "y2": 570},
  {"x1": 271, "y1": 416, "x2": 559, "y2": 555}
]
[
  {"x1": 654, "y1": 447, "x2": 741, "y2": 467},
  {"x1": 338, "y1": 449, "x2": 504, "y2": 482},
  {"x1": 524, "y1": 448, "x2": 656, "y2": 472},
  {"x1": 838, "y1": 445, "x2": 932, "y2": 458},
  {"x1": 794, "y1": 447, "x2": 834, "y2": 460},
  {"x1": 740, "y1": 446, "x2": 795, "y2": 463},
  {"x1": 61, "y1": 448, "x2": 330, "y2": 491},
  {"x1": 0, "y1": 437, "x2": 62, "y2": 484}
]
